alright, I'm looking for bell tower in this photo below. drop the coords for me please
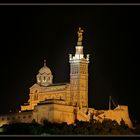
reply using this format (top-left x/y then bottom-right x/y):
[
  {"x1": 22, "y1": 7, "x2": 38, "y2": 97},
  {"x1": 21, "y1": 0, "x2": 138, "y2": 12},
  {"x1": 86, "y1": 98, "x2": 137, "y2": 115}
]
[{"x1": 69, "y1": 27, "x2": 89, "y2": 108}]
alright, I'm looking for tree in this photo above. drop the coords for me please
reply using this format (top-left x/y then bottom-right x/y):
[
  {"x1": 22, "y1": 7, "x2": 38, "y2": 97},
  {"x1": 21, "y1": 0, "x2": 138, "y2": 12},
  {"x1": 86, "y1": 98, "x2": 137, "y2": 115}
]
[{"x1": 0, "y1": 118, "x2": 134, "y2": 135}]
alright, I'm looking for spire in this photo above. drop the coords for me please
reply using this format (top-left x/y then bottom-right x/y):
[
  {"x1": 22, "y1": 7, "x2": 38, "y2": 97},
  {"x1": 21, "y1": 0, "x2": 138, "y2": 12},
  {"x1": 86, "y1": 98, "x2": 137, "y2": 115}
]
[
  {"x1": 44, "y1": 59, "x2": 46, "y2": 67},
  {"x1": 77, "y1": 27, "x2": 84, "y2": 46}
]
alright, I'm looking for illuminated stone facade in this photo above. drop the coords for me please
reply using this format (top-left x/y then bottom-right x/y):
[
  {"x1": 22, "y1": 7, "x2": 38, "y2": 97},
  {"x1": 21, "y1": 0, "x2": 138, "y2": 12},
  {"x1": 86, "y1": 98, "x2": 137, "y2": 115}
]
[{"x1": 0, "y1": 28, "x2": 133, "y2": 128}]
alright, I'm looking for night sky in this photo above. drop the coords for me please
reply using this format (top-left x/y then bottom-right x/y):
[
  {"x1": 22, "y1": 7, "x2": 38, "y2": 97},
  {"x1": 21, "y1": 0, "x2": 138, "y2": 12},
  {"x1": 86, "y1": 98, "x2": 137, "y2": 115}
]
[{"x1": 0, "y1": 5, "x2": 140, "y2": 124}]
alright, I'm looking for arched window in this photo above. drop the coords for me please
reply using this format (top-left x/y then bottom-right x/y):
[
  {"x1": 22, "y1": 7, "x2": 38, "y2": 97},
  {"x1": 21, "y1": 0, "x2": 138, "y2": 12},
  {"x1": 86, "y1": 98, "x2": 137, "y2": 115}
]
[
  {"x1": 34, "y1": 95, "x2": 36, "y2": 100},
  {"x1": 34, "y1": 94, "x2": 38, "y2": 100},
  {"x1": 43, "y1": 76, "x2": 46, "y2": 82}
]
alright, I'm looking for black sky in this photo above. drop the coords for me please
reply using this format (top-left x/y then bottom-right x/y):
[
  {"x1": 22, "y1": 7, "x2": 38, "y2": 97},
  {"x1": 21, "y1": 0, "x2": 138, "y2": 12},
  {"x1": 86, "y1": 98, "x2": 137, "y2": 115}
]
[{"x1": 0, "y1": 5, "x2": 140, "y2": 123}]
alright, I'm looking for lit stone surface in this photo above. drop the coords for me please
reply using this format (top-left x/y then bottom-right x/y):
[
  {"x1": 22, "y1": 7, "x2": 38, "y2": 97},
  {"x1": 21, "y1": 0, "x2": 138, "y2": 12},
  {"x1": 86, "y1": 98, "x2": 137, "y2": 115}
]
[{"x1": 0, "y1": 28, "x2": 133, "y2": 128}]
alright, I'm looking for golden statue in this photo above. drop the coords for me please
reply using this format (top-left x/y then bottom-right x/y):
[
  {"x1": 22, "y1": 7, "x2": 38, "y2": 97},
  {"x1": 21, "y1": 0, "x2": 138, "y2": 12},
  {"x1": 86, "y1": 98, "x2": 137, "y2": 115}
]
[{"x1": 77, "y1": 27, "x2": 84, "y2": 46}]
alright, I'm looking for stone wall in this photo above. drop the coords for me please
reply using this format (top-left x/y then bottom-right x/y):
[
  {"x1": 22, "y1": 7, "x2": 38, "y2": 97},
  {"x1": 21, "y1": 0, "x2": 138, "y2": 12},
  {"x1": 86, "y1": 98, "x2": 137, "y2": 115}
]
[
  {"x1": 0, "y1": 111, "x2": 33, "y2": 127},
  {"x1": 94, "y1": 105, "x2": 133, "y2": 128},
  {"x1": 33, "y1": 102, "x2": 75, "y2": 125},
  {"x1": 0, "y1": 104, "x2": 133, "y2": 128}
]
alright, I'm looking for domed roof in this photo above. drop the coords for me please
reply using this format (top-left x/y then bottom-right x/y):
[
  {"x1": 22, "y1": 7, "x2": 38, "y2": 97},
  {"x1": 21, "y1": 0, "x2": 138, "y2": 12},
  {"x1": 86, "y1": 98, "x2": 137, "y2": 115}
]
[
  {"x1": 38, "y1": 60, "x2": 52, "y2": 74},
  {"x1": 39, "y1": 66, "x2": 51, "y2": 74}
]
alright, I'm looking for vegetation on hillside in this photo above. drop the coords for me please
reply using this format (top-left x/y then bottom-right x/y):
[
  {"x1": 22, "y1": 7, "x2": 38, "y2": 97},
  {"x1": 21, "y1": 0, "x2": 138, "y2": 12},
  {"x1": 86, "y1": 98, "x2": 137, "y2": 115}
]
[{"x1": 0, "y1": 119, "x2": 139, "y2": 135}]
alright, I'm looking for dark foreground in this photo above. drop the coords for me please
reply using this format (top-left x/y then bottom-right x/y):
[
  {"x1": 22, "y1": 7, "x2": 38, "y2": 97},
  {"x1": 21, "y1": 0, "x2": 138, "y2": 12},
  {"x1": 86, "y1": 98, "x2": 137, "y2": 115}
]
[{"x1": 0, "y1": 119, "x2": 140, "y2": 135}]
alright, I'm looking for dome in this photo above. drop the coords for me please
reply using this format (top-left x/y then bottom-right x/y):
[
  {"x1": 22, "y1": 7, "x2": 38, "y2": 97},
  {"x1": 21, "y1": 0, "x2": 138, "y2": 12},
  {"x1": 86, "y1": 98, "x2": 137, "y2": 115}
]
[
  {"x1": 36, "y1": 60, "x2": 53, "y2": 86},
  {"x1": 39, "y1": 66, "x2": 51, "y2": 74},
  {"x1": 38, "y1": 59, "x2": 52, "y2": 74}
]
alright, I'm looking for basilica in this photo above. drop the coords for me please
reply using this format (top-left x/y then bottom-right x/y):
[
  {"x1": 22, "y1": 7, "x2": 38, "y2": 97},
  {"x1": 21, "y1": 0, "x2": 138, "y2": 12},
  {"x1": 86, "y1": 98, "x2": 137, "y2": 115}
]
[{"x1": 0, "y1": 28, "x2": 133, "y2": 128}]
